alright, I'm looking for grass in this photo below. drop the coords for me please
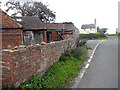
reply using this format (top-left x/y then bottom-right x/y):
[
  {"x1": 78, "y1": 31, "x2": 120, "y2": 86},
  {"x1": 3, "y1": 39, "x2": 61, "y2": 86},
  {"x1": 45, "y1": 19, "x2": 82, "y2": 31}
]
[
  {"x1": 106, "y1": 34, "x2": 116, "y2": 36},
  {"x1": 19, "y1": 45, "x2": 87, "y2": 89},
  {"x1": 106, "y1": 34, "x2": 120, "y2": 37},
  {"x1": 91, "y1": 36, "x2": 108, "y2": 40}
]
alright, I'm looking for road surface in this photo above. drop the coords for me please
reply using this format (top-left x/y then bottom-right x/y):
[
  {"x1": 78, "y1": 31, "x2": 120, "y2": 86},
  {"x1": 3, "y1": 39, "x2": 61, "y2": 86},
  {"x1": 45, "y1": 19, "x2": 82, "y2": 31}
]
[{"x1": 72, "y1": 36, "x2": 118, "y2": 88}]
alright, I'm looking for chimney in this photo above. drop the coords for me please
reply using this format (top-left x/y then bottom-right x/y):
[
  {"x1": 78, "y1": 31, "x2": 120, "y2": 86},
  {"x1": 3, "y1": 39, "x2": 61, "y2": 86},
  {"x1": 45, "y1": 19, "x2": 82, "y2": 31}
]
[{"x1": 94, "y1": 19, "x2": 96, "y2": 25}]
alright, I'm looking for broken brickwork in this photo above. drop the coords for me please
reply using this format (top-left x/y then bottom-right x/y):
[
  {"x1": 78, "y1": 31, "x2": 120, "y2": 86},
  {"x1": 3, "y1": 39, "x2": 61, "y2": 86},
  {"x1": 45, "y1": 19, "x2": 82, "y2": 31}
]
[
  {"x1": 1, "y1": 10, "x2": 80, "y2": 87},
  {"x1": 2, "y1": 38, "x2": 78, "y2": 87}
]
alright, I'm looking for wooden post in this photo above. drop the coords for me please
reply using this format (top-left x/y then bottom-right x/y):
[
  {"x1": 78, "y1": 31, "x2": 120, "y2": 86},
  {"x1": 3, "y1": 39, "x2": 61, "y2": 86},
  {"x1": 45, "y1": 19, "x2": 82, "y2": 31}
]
[{"x1": 43, "y1": 31, "x2": 47, "y2": 42}]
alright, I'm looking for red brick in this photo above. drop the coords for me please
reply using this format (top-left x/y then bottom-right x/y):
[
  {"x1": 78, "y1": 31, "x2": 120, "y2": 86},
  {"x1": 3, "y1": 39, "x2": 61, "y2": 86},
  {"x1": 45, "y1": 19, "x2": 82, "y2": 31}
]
[
  {"x1": 2, "y1": 80, "x2": 7, "y2": 86},
  {"x1": 2, "y1": 59, "x2": 7, "y2": 62},
  {"x1": 9, "y1": 64, "x2": 15, "y2": 71},
  {"x1": 1, "y1": 10, "x2": 23, "y2": 49},
  {"x1": 2, "y1": 75, "x2": 10, "y2": 80},
  {"x1": 1, "y1": 34, "x2": 78, "y2": 87}
]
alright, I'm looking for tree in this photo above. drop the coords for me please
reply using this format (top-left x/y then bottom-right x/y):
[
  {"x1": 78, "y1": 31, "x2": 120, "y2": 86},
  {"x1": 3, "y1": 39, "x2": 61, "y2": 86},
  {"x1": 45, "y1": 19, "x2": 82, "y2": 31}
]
[
  {"x1": 63, "y1": 22, "x2": 73, "y2": 24},
  {"x1": 5, "y1": 1, "x2": 55, "y2": 22},
  {"x1": 97, "y1": 26, "x2": 100, "y2": 32},
  {"x1": 99, "y1": 28, "x2": 108, "y2": 33},
  {"x1": 97, "y1": 26, "x2": 108, "y2": 34}
]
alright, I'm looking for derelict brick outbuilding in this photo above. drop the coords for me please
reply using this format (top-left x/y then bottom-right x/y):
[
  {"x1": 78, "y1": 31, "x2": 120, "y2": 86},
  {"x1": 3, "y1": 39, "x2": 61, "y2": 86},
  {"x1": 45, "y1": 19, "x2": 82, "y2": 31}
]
[
  {"x1": 0, "y1": 10, "x2": 23, "y2": 49},
  {"x1": 1, "y1": 10, "x2": 79, "y2": 87},
  {"x1": 21, "y1": 17, "x2": 75, "y2": 46}
]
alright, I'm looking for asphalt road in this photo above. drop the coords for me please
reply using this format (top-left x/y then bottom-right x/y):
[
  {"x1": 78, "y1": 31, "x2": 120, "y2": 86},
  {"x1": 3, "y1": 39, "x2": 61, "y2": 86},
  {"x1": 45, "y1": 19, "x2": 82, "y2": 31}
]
[{"x1": 77, "y1": 36, "x2": 118, "y2": 88}]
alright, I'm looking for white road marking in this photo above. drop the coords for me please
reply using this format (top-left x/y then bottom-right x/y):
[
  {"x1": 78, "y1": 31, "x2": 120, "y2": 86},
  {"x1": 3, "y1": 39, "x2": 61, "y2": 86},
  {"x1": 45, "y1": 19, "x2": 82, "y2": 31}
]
[
  {"x1": 88, "y1": 59, "x2": 91, "y2": 62},
  {"x1": 87, "y1": 40, "x2": 104, "y2": 65},
  {"x1": 80, "y1": 70, "x2": 85, "y2": 78},
  {"x1": 85, "y1": 64, "x2": 90, "y2": 68},
  {"x1": 93, "y1": 49, "x2": 96, "y2": 52},
  {"x1": 71, "y1": 40, "x2": 106, "y2": 88},
  {"x1": 90, "y1": 56, "x2": 93, "y2": 59},
  {"x1": 92, "y1": 53, "x2": 94, "y2": 56}
]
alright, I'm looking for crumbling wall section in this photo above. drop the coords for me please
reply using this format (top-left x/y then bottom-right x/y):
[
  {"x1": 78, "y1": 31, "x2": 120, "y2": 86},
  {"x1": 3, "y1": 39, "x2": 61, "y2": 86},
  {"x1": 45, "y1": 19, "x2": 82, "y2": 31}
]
[{"x1": 2, "y1": 38, "x2": 78, "y2": 87}]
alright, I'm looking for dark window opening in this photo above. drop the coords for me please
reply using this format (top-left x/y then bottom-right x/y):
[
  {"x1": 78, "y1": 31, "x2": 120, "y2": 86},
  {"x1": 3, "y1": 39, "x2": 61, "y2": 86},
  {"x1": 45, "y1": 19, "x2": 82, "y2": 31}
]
[
  {"x1": 23, "y1": 31, "x2": 44, "y2": 46},
  {"x1": 47, "y1": 31, "x2": 52, "y2": 43},
  {"x1": 33, "y1": 31, "x2": 43, "y2": 44}
]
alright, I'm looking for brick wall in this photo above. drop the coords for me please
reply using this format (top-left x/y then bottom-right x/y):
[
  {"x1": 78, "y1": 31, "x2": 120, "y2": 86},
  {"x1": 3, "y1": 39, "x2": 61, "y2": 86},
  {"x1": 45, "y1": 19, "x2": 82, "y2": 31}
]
[
  {"x1": 2, "y1": 11, "x2": 20, "y2": 29},
  {"x1": 2, "y1": 38, "x2": 78, "y2": 87},
  {"x1": 1, "y1": 10, "x2": 23, "y2": 49},
  {"x1": 2, "y1": 29, "x2": 23, "y2": 49}
]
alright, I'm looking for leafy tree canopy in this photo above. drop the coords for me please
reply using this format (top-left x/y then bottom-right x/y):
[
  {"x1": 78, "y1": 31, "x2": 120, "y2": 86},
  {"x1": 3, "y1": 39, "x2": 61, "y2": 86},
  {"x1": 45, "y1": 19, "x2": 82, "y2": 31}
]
[
  {"x1": 97, "y1": 26, "x2": 108, "y2": 34},
  {"x1": 5, "y1": 1, "x2": 56, "y2": 22},
  {"x1": 63, "y1": 22, "x2": 73, "y2": 24}
]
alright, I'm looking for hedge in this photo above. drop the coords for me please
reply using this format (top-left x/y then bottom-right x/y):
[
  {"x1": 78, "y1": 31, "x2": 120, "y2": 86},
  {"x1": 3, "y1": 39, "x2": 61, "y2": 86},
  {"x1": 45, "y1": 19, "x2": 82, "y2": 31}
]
[{"x1": 79, "y1": 33, "x2": 106, "y2": 39}]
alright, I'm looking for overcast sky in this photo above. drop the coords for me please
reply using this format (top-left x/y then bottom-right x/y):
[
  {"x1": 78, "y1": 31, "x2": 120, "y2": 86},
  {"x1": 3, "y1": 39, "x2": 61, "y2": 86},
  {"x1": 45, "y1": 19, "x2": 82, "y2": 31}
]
[{"x1": 1, "y1": 0, "x2": 119, "y2": 34}]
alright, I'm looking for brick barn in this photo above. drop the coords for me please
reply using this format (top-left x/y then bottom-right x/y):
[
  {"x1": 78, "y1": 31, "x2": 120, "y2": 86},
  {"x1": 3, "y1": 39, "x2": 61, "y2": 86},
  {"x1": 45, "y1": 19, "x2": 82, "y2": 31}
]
[
  {"x1": 1, "y1": 10, "x2": 79, "y2": 87},
  {"x1": 16, "y1": 17, "x2": 76, "y2": 46},
  {"x1": 0, "y1": 10, "x2": 23, "y2": 49},
  {"x1": 1, "y1": 9, "x2": 78, "y2": 49}
]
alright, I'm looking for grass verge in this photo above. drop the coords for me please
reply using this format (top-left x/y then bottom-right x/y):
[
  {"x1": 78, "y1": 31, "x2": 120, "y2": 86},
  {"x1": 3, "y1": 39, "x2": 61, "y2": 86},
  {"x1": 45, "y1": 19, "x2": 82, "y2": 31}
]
[
  {"x1": 19, "y1": 45, "x2": 87, "y2": 89},
  {"x1": 106, "y1": 34, "x2": 117, "y2": 36},
  {"x1": 106, "y1": 34, "x2": 120, "y2": 37},
  {"x1": 91, "y1": 36, "x2": 108, "y2": 40}
]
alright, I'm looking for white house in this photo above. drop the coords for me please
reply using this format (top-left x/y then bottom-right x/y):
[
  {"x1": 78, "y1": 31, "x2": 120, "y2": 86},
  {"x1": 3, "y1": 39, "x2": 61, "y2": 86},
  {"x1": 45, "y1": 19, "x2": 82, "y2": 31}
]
[{"x1": 80, "y1": 19, "x2": 97, "y2": 34}]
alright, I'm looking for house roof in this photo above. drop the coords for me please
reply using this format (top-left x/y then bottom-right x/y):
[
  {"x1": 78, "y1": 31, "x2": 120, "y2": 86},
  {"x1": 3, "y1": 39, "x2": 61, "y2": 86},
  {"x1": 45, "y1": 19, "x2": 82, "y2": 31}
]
[
  {"x1": 45, "y1": 23, "x2": 75, "y2": 30},
  {"x1": 0, "y1": 9, "x2": 78, "y2": 31},
  {"x1": 0, "y1": 9, "x2": 22, "y2": 28},
  {"x1": 81, "y1": 24, "x2": 95, "y2": 29},
  {"x1": 18, "y1": 16, "x2": 76, "y2": 31},
  {"x1": 20, "y1": 16, "x2": 43, "y2": 30}
]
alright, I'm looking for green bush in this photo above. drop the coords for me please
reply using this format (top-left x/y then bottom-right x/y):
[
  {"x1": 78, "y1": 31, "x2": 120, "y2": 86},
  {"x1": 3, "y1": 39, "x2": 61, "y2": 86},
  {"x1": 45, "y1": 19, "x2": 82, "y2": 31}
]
[
  {"x1": 118, "y1": 33, "x2": 120, "y2": 36},
  {"x1": 60, "y1": 51, "x2": 72, "y2": 61},
  {"x1": 79, "y1": 33, "x2": 106, "y2": 39},
  {"x1": 71, "y1": 47, "x2": 83, "y2": 59},
  {"x1": 2, "y1": 84, "x2": 15, "y2": 90}
]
